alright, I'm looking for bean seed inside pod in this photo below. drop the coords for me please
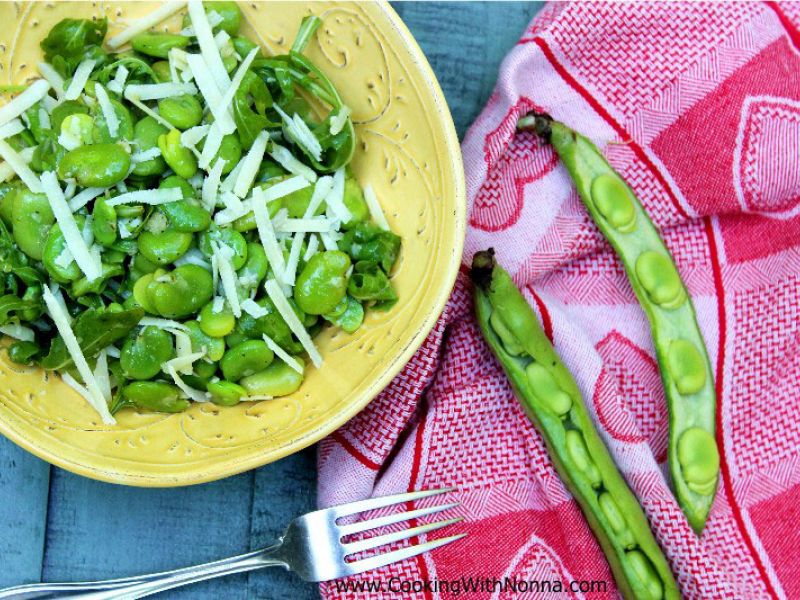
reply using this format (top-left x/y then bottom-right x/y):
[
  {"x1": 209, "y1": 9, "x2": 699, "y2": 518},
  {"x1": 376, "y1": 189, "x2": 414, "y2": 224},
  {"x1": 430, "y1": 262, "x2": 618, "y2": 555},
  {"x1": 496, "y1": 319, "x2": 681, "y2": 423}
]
[
  {"x1": 590, "y1": 173, "x2": 637, "y2": 233},
  {"x1": 526, "y1": 362, "x2": 572, "y2": 416},
  {"x1": 635, "y1": 251, "x2": 686, "y2": 309},
  {"x1": 677, "y1": 427, "x2": 719, "y2": 495},
  {"x1": 667, "y1": 338, "x2": 706, "y2": 395},
  {"x1": 626, "y1": 549, "x2": 664, "y2": 600}
]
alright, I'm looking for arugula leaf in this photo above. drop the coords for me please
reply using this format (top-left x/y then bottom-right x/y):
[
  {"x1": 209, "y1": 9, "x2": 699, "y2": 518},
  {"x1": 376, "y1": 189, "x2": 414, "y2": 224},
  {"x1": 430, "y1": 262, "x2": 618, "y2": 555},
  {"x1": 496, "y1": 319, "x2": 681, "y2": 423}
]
[
  {"x1": 40, "y1": 18, "x2": 108, "y2": 77},
  {"x1": 232, "y1": 71, "x2": 276, "y2": 148},
  {"x1": 0, "y1": 295, "x2": 40, "y2": 325},
  {"x1": 339, "y1": 224, "x2": 401, "y2": 273},
  {"x1": 41, "y1": 307, "x2": 144, "y2": 370},
  {"x1": 347, "y1": 260, "x2": 397, "y2": 307}
]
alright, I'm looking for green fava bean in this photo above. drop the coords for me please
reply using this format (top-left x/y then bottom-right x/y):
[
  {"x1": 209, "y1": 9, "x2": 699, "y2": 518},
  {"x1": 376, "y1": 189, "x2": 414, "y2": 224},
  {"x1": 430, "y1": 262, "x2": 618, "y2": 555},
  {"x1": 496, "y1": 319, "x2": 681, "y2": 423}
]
[
  {"x1": 207, "y1": 380, "x2": 247, "y2": 406},
  {"x1": 342, "y1": 177, "x2": 369, "y2": 227},
  {"x1": 138, "y1": 230, "x2": 193, "y2": 265},
  {"x1": 185, "y1": 320, "x2": 225, "y2": 361},
  {"x1": 324, "y1": 295, "x2": 364, "y2": 334},
  {"x1": 71, "y1": 263, "x2": 124, "y2": 297},
  {"x1": 132, "y1": 272, "x2": 159, "y2": 314},
  {"x1": 598, "y1": 492, "x2": 636, "y2": 550},
  {"x1": 158, "y1": 129, "x2": 198, "y2": 179},
  {"x1": 50, "y1": 100, "x2": 88, "y2": 132},
  {"x1": 121, "y1": 326, "x2": 174, "y2": 379},
  {"x1": 148, "y1": 264, "x2": 214, "y2": 318},
  {"x1": 565, "y1": 429, "x2": 602, "y2": 488},
  {"x1": 58, "y1": 143, "x2": 131, "y2": 187},
  {"x1": 590, "y1": 173, "x2": 637, "y2": 233},
  {"x1": 152, "y1": 61, "x2": 172, "y2": 83},
  {"x1": 488, "y1": 310, "x2": 525, "y2": 356},
  {"x1": 198, "y1": 301, "x2": 236, "y2": 337},
  {"x1": 199, "y1": 227, "x2": 248, "y2": 269},
  {"x1": 131, "y1": 116, "x2": 168, "y2": 176},
  {"x1": 92, "y1": 197, "x2": 117, "y2": 246},
  {"x1": 12, "y1": 190, "x2": 54, "y2": 261},
  {"x1": 220, "y1": 339, "x2": 274, "y2": 382},
  {"x1": 283, "y1": 184, "x2": 318, "y2": 218},
  {"x1": 133, "y1": 253, "x2": 159, "y2": 276},
  {"x1": 236, "y1": 242, "x2": 268, "y2": 290},
  {"x1": 212, "y1": 134, "x2": 242, "y2": 174},
  {"x1": 61, "y1": 113, "x2": 94, "y2": 146},
  {"x1": 240, "y1": 358, "x2": 305, "y2": 397},
  {"x1": 635, "y1": 251, "x2": 685, "y2": 309},
  {"x1": 0, "y1": 183, "x2": 19, "y2": 227},
  {"x1": 232, "y1": 36, "x2": 259, "y2": 59},
  {"x1": 194, "y1": 360, "x2": 218, "y2": 380},
  {"x1": 625, "y1": 550, "x2": 664, "y2": 600},
  {"x1": 131, "y1": 32, "x2": 189, "y2": 58},
  {"x1": 43, "y1": 221, "x2": 83, "y2": 283},
  {"x1": 667, "y1": 339, "x2": 706, "y2": 395},
  {"x1": 184, "y1": 1, "x2": 242, "y2": 35},
  {"x1": 8, "y1": 340, "x2": 40, "y2": 365},
  {"x1": 92, "y1": 97, "x2": 134, "y2": 143},
  {"x1": 122, "y1": 381, "x2": 189, "y2": 413},
  {"x1": 677, "y1": 428, "x2": 719, "y2": 493},
  {"x1": 294, "y1": 250, "x2": 351, "y2": 315},
  {"x1": 160, "y1": 200, "x2": 211, "y2": 233},
  {"x1": 159, "y1": 94, "x2": 203, "y2": 130},
  {"x1": 526, "y1": 362, "x2": 572, "y2": 417}
]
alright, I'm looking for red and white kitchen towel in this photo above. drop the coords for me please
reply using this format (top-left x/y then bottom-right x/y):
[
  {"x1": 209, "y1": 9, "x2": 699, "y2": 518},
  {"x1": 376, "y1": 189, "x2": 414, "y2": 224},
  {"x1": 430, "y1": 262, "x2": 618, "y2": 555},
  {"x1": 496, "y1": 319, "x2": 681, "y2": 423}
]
[{"x1": 318, "y1": 3, "x2": 800, "y2": 598}]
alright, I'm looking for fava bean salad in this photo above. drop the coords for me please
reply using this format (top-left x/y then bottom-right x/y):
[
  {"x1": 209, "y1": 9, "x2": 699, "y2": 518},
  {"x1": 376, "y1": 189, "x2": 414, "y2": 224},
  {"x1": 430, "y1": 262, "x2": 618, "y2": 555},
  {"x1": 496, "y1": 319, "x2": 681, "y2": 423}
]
[{"x1": 0, "y1": 2, "x2": 401, "y2": 423}]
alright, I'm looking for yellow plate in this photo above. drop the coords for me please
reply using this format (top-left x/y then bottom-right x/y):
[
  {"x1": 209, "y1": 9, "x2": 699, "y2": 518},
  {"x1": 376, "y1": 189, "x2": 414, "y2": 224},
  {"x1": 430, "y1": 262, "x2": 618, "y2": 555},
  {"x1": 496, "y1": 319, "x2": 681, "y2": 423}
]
[{"x1": 0, "y1": 1, "x2": 465, "y2": 486}]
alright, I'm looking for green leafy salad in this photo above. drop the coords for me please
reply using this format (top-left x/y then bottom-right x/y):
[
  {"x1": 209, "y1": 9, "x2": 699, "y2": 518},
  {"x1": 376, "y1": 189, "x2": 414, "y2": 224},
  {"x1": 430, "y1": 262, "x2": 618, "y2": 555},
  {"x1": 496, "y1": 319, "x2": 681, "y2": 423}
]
[{"x1": 0, "y1": 1, "x2": 401, "y2": 423}]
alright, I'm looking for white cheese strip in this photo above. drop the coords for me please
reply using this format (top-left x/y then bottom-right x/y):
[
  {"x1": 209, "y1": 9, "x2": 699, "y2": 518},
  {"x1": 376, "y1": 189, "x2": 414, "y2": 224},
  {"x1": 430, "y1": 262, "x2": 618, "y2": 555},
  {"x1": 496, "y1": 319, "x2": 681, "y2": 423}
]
[
  {"x1": 187, "y1": 0, "x2": 231, "y2": 93},
  {"x1": 163, "y1": 348, "x2": 205, "y2": 376},
  {"x1": 212, "y1": 242, "x2": 242, "y2": 318},
  {"x1": 53, "y1": 246, "x2": 74, "y2": 269},
  {"x1": 64, "y1": 59, "x2": 95, "y2": 101},
  {"x1": 68, "y1": 187, "x2": 106, "y2": 212},
  {"x1": 261, "y1": 176, "x2": 311, "y2": 203},
  {"x1": 139, "y1": 317, "x2": 189, "y2": 331},
  {"x1": 0, "y1": 139, "x2": 42, "y2": 192},
  {"x1": 0, "y1": 119, "x2": 24, "y2": 140},
  {"x1": 264, "y1": 279, "x2": 322, "y2": 368},
  {"x1": 198, "y1": 122, "x2": 224, "y2": 169},
  {"x1": 131, "y1": 147, "x2": 162, "y2": 163},
  {"x1": 261, "y1": 333, "x2": 305, "y2": 374},
  {"x1": 43, "y1": 285, "x2": 115, "y2": 424},
  {"x1": 51, "y1": 286, "x2": 72, "y2": 325},
  {"x1": 174, "y1": 247, "x2": 211, "y2": 269},
  {"x1": 57, "y1": 130, "x2": 81, "y2": 151},
  {"x1": 211, "y1": 47, "x2": 258, "y2": 123},
  {"x1": 107, "y1": 1, "x2": 187, "y2": 48},
  {"x1": 167, "y1": 328, "x2": 197, "y2": 375},
  {"x1": 363, "y1": 184, "x2": 390, "y2": 230},
  {"x1": 274, "y1": 105, "x2": 322, "y2": 162},
  {"x1": 0, "y1": 323, "x2": 35, "y2": 342},
  {"x1": 114, "y1": 65, "x2": 129, "y2": 88},
  {"x1": 320, "y1": 232, "x2": 339, "y2": 251},
  {"x1": 125, "y1": 95, "x2": 173, "y2": 129},
  {"x1": 180, "y1": 124, "x2": 210, "y2": 148},
  {"x1": 212, "y1": 295, "x2": 225, "y2": 313},
  {"x1": 124, "y1": 82, "x2": 198, "y2": 102},
  {"x1": 37, "y1": 62, "x2": 64, "y2": 100},
  {"x1": 93, "y1": 349, "x2": 112, "y2": 403},
  {"x1": 220, "y1": 160, "x2": 243, "y2": 193},
  {"x1": 277, "y1": 217, "x2": 335, "y2": 234},
  {"x1": 329, "y1": 105, "x2": 351, "y2": 135},
  {"x1": 252, "y1": 187, "x2": 287, "y2": 285},
  {"x1": 0, "y1": 148, "x2": 34, "y2": 183},
  {"x1": 38, "y1": 108, "x2": 51, "y2": 132},
  {"x1": 63, "y1": 180, "x2": 76, "y2": 201},
  {"x1": 185, "y1": 54, "x2": 232, "y2": 133},
  {"x1": 106, "y1": 188, "x2": 183, "y2": 206},
  {"x1": 303, "y1": 234, "x2": 319, "y2": 262},
  {"x1": 269, "y1": 143, "x2": 317, "y2": 182},
  {"x1": 41, "y1": 95, "x2": 58, "y2": 113},
  {"x1": 0, "y1": 79, "x2": 50, "y2": 127},
  {"x1": 94, "y1": 83, "x2": 119, "y2": 139},
  {"x1": 165, "y1": 363, "x2": 209, "y2": 401},
  {"x1": 283, "y1": 232, "x2": 304, "y2": 287},
  {"x1": 325, "y1": 168, "x2": 351, "y2": 223},
  {"x1": 241, "y1": 298, "x2": 267, "y2": 319},
  {"x1": 105, "y1": 345, "x2": 120, "y2": 359},
  {"x1": 307, "y1": 176, "x2": 334, "y2": 217},
  {"x1": 41, "y1": 171, "x2": 102, "y2": 280},
  {"x1": 234, "y1": 130, "x2": 269, "y2": 197},
  {"x1": 180, "y1": 10, "x2": 224, "y2": 36},
  {"x1": 201, "y1": 158, "x2": 226, "y2": 210}
]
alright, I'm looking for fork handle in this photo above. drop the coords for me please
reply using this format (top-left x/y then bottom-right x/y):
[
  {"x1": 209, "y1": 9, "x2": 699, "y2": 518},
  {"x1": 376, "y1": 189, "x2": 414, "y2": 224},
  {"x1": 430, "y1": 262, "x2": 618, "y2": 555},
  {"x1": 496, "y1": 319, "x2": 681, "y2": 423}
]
[{"x1": 0, "y1": 545, "x2": 289, "y2": 599}]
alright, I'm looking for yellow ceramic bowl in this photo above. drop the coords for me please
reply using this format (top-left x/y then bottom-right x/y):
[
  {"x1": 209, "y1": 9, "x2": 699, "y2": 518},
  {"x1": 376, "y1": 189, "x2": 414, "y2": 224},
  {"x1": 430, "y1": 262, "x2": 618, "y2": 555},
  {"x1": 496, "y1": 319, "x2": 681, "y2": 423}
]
[{"x1": 0, "y1": 1, "x2": 465, "y2": 485}]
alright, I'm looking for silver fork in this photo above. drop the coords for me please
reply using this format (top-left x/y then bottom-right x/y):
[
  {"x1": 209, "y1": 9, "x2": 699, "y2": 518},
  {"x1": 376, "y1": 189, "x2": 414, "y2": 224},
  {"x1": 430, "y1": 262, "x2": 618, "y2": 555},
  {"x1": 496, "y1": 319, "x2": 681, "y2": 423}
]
[{"x1": 0, "y1": 488, "x2": 464, "y2": 599}]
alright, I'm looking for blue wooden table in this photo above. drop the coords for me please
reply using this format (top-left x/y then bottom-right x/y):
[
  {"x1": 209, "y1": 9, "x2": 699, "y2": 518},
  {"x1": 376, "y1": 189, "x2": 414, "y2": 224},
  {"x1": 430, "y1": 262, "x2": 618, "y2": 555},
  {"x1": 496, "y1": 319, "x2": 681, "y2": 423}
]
[{"x1": 0, "y1": 3, "x2": 540, "y2": 598}]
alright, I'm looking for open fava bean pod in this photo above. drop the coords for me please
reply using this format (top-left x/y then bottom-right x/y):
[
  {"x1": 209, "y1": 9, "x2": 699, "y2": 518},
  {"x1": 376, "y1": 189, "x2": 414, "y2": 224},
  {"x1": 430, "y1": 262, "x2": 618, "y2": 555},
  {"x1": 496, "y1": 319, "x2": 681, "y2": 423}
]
[
  {"x1": 519, "y1": 113, "x2": 719, "y2": 535},
  {"x1": 471, "y1": 250, "x2": 679, "y2": 600}
]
